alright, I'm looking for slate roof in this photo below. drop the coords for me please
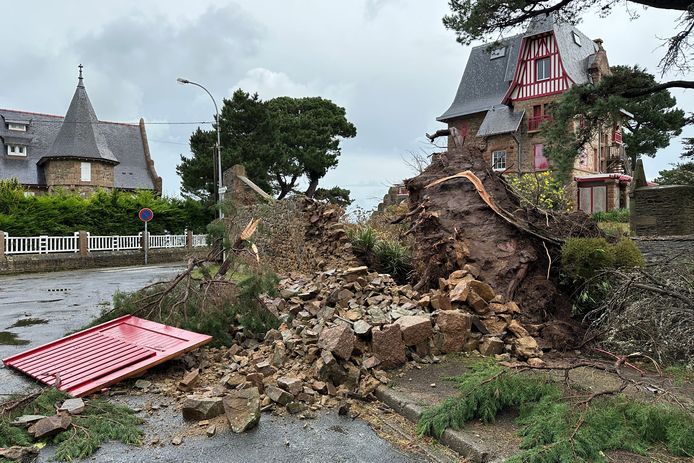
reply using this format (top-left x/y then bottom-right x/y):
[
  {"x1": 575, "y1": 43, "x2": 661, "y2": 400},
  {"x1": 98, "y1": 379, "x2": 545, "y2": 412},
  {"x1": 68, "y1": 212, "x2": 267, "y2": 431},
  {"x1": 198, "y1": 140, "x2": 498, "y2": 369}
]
[
  {"x1": 476, "y1": 106, "x2": 525, "y2": 137},
  {"x1": 0, "y1": 108, "x2": 156, "y2": 190},
  {"x1": 439, "y1": 15, "x2": 598, "y2": 124},
  {"x1": 41, "y1": 76, "x2": 118, "y2": 165}
]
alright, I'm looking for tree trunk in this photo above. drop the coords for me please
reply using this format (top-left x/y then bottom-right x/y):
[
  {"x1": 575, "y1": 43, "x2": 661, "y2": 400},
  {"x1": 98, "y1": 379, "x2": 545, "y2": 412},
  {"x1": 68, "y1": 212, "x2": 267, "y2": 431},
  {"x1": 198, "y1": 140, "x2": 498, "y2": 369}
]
[{"x1": 305, "y1": 177, "x2": 320, "y2": 198}]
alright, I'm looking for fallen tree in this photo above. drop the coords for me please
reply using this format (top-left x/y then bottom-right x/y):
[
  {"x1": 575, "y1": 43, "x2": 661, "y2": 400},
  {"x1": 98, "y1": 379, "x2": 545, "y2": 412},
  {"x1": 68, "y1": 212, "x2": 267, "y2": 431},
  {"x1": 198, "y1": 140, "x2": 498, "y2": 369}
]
[
  {"x1": 584, "y1": 261, "x2": 694, "y2": 365},
  {"x1": 405, "y1": 143, "x2": 602, "y2": 347}
]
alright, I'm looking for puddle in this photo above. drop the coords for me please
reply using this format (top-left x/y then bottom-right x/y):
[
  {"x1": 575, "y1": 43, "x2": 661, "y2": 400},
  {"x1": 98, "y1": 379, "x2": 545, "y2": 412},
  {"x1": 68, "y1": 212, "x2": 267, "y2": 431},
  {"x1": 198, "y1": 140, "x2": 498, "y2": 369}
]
[
  {"x1": 0, "y1": 331, "x2": 30, "y2": 345},
  {"x1": 7, "y1": 318, "x2": 49, "y2": 329}
]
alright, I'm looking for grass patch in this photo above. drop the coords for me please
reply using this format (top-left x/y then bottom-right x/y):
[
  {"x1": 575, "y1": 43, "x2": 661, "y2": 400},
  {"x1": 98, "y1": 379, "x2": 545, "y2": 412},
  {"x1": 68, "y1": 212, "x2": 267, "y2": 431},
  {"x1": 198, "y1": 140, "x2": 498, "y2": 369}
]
[
  {"x1": 0, "y1": 389, "x2": 143, "y2": 461},
  {"x1": 7, "y1": 318, "x2": 49, "y2": 329},
  {"x1": 0, "y1": 331, "x2": 30, "y2": 346},
  {"x1": 592, "y1": 208, "x2": 630, "y2": 223},
  {"x1": 417, "y1": 360, "x2": 694, "y2": 462},
  {"x1": 665, "y1": 365, "x2": 694, "y2": 386}
]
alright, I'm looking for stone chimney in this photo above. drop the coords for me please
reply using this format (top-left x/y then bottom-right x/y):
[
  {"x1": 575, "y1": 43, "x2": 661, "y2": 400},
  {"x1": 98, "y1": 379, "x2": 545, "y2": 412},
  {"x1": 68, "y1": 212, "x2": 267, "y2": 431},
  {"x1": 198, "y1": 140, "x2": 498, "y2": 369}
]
[{"x1": 588, "y1": 38, "x2": 611, "y2": 84}]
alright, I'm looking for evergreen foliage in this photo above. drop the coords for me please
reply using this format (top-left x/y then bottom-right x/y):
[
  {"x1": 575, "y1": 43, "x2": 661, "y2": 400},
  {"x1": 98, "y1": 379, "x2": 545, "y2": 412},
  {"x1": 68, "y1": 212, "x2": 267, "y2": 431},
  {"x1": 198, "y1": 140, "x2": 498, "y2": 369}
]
[
  {"x1": 178, "y1": 89, "x2": 356, "y2": 201},
  {"x1": 0, "y1": 179, "x2": 211, "y2": 236},
  {"x1": 88, "y1": 267, "x2": 280, "y2": 346},
  {"x1": 417, "y1": 360, "x2": 694, "y2": 463},
  {"x1": 0, "y1": 389, "x2": 143, "y2": 461},
  {"x1": 655, "y1": 161, "x2": 694, "y2": 186},
  {"x1": 540, "y1": 66, "x2": 685, "y2": 180},
  {"x1": 313, "y1": 186, "x2": 353, "y2": 207},
  {"x1": 373, "y1": 239, "x2": 412, "y2": 280}
]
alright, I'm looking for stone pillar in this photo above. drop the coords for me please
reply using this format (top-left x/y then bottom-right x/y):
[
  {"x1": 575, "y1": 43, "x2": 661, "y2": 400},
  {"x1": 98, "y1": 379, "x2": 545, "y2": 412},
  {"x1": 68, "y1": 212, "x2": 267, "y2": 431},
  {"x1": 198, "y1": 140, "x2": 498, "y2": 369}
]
[
  {"x1": 78, "y1": 231, "x2": 89, "y2": 256},
  {"x1": 0, "y1": 230, "x2": 6, "y2": 261},
  {"x1": 186, "y1": 229, "x2": 193, "y2": 249}
]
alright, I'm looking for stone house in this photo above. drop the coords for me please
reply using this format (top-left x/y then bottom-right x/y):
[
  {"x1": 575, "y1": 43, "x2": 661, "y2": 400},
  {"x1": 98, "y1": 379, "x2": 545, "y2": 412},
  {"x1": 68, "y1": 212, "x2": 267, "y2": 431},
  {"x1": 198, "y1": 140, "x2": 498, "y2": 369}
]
[
  {"x1": 438, "y1": 15, "x2": 630, "y2": 213},
  {"x1": 0, "y1": 66, "x2": 161, "y2": 196}
]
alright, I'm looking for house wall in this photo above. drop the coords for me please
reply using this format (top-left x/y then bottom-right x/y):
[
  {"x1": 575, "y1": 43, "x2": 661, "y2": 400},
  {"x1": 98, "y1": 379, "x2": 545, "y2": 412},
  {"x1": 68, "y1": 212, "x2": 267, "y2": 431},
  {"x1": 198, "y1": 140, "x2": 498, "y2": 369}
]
[{"x1": 44, "y1": 159, "x2": 115, "y2": 194}]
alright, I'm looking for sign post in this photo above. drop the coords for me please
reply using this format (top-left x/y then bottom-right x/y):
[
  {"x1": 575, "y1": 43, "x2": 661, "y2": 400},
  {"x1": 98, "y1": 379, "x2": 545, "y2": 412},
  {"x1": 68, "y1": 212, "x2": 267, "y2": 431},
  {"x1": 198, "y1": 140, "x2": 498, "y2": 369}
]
[{"x1": 138, "y1": 208, "x2": 154, "y2": 264}]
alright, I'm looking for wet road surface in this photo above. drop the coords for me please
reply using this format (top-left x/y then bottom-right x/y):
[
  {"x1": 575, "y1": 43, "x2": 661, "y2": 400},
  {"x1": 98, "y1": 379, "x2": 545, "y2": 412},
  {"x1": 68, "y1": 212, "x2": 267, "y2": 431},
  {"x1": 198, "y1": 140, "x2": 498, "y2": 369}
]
[
  {"x1": 0, "y1": 266, "x2": 429, "y2": 462},
  {"x1": 0, "y1": 264, "x2": 183, "y2": 394}
]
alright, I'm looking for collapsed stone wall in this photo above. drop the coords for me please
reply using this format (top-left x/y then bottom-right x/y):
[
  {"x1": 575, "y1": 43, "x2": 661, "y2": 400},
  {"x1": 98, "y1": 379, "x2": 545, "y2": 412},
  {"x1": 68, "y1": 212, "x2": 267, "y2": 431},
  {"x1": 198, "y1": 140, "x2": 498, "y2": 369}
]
[{"x1": 230, "y1": 197, "x2": 360, "y2": 275}]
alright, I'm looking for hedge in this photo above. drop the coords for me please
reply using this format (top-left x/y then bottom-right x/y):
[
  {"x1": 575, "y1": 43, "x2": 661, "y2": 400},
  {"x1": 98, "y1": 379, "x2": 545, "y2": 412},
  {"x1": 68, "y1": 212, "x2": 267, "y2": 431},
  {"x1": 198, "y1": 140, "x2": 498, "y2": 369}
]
[{"x1": 0, "y1": 179, "x2": 213, "y2": 236}]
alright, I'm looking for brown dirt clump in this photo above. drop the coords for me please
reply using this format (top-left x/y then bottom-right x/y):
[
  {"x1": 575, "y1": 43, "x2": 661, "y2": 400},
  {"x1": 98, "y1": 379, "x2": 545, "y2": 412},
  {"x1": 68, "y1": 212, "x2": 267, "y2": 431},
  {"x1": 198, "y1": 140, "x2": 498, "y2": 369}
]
[{"x1": 405, "y1": 146, "x2": 600, "y2": 347}]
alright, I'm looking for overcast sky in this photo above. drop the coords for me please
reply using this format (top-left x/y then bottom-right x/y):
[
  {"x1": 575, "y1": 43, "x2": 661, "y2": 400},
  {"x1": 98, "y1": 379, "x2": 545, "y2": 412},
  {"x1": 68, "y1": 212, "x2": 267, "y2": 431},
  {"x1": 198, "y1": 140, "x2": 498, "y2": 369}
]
[{"x1": 1, "y1": 1, "x2": 691, "y2": 210}]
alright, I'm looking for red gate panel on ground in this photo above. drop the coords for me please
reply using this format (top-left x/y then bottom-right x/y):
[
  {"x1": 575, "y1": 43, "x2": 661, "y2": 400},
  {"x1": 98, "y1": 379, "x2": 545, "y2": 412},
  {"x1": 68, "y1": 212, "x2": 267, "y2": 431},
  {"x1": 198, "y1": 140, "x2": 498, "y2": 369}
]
[{"x1": 3, "y1": 315, "x2": 211, "y2": 397}]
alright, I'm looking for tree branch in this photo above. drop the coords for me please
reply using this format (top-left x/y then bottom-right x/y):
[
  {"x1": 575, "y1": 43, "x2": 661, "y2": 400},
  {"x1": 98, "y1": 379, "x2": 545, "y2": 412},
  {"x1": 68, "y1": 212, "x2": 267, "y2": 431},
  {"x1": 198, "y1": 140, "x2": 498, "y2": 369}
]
[
  {"x1": 622, "y1": 80, "x2": 694, "y2": 98},
  {"x1": 628, "y1": 0, "x2": 694, "y2": 11}
]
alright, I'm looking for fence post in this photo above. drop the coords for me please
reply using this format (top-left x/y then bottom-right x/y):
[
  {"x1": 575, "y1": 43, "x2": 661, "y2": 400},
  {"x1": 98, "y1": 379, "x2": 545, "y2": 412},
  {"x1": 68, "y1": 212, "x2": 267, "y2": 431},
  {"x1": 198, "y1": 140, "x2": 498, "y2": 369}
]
[
  {"x1": 79, "y1": 231, "x2": 89, "y2": 256},
  {"x1": 0, "y1": 231, "x2": 6, "y2": 262},
  {"x1": 186, "y1": 229, "x2": 193, "y2": 249}
]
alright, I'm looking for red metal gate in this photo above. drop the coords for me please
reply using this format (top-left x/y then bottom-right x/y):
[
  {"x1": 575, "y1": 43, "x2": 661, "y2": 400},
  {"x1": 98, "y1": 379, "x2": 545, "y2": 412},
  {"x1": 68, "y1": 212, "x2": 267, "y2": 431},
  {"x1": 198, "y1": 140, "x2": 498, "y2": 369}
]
[{"x1": 3, "y1": 315, "x2": 211, "y2": 397}]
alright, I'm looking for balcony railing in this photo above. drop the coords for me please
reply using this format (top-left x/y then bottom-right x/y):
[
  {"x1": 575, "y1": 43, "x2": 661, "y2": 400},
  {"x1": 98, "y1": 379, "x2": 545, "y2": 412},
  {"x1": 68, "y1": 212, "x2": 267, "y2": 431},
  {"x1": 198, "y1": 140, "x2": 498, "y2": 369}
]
[{"x1": 528, "y1": 114, "x2": 553, "y2": 132}]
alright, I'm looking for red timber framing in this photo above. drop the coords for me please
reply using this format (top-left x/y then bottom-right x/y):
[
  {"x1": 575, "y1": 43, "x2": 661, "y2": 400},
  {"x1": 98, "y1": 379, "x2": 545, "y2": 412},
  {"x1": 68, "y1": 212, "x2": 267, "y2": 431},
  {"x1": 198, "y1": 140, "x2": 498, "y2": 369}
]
[{"x1": 503, "y1": 32, "x2": 573, "y2": 102}]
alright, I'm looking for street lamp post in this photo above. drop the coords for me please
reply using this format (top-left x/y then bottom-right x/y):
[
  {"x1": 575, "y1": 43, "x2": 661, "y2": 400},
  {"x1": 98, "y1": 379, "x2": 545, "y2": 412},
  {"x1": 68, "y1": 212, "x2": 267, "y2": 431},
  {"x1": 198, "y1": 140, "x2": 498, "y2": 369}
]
[{"x1": 177, "y1": 78, "x2": 224, "y2": 220}]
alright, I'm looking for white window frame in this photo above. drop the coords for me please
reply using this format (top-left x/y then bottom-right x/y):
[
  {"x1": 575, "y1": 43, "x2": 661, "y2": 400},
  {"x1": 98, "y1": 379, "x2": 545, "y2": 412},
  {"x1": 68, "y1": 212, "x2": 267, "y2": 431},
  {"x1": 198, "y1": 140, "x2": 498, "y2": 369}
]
[
  {"x1": 6, "y1": 145, "x2": 27, "y2": 157},
  {"x1": 80, "y1": 162, "x2": 92, "y2": 182},
  {"x1": 492, "y1": 150, "x2": 507, "y2": 171},
  {"x1": 7, "y1": 123, "x2": 27, "y2": 132},
  {"x1": 536, "y1": 57, "x2": 551, "y2": 81},
  {"x1": 572, "y1": 31, "x2": 582, "y2": 46}
]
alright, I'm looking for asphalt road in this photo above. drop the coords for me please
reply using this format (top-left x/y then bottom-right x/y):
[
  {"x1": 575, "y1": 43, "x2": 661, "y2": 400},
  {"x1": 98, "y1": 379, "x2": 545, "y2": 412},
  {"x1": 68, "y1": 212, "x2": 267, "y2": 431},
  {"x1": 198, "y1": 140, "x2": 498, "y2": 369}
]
[
  {"x1": 0, "y1": 264, "x2": 183, "y2": 394},
  {"x1": 0, "y1": 265, "x2": 427, "y2": 463}
]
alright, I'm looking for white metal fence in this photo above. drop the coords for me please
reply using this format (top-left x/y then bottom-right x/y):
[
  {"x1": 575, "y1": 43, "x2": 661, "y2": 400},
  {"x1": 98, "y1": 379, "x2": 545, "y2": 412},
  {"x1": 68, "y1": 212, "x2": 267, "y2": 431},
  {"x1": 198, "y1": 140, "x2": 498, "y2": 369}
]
[
  {"x1": 192, "y1": 234, "x2": 208, "y2": 247},
  {"x1": 148, "y1": 234, "x2": 187, "y2": 249},
  {"x1": 88, "y1": 233, "x2": 142, "y2": 252},
  {"x1": 2, "y1": 231, "x2": 209, "y2": 256},
  {"x1": 3, "y1": 232, "x2": 79, "y2": 255}
]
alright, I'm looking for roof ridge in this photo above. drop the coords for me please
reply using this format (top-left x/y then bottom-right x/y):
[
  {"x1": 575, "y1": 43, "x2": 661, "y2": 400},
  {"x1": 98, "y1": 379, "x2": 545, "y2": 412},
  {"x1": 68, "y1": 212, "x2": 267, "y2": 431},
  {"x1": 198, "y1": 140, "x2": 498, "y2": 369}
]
[
  {"x1": 0, "y1": 108, "x2": 139, "y2": 127},
  {"x1": 0, "y1": 108, "x2": 64, "y2": 118}
]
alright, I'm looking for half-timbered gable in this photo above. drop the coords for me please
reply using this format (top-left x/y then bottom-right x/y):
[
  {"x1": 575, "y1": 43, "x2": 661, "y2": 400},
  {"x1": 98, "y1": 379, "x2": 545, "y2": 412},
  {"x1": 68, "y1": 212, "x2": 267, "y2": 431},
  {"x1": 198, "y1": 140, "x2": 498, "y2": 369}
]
[
  {"x1": 505, "y1": 32, "x2": 571, "y2": 101},
  {"x1": 437, "y1": 14, "x2": 631, "y2": 213}
]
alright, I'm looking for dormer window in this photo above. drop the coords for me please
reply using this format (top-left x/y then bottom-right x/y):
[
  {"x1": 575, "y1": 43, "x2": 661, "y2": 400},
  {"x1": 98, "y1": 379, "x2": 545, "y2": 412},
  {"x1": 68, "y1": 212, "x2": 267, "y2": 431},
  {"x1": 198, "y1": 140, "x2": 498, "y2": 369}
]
[
  {"x1": 536, "y1": 57, "x2": 551, "y2": 81},
  {"x1": 7, "y1": 123, "x2": 27, "y2": 132},
  {"x1": 572, "y1": 31, "x2": 582, "y2": 46},
  {"x1": 6, "y1": 145, "x2": 27, "y2": 156},
  {"x1": 490, "y1": 46, "x2": 506, "y2": 60}
]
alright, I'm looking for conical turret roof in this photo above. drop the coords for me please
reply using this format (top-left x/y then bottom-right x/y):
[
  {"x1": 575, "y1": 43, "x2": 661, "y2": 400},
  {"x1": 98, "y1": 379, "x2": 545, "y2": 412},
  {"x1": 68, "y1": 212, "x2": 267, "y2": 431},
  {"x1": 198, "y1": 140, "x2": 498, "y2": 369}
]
[{"x1": 40, "y1": 66, "x2": 118, "y2": 165}]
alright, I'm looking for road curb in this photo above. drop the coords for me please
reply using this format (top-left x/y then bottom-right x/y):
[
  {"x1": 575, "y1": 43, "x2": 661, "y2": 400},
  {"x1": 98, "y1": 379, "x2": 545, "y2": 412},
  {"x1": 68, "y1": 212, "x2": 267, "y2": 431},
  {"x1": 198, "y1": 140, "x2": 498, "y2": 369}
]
[{"x1": 374, "y1": 386, "x2": 501, "y2": 463}]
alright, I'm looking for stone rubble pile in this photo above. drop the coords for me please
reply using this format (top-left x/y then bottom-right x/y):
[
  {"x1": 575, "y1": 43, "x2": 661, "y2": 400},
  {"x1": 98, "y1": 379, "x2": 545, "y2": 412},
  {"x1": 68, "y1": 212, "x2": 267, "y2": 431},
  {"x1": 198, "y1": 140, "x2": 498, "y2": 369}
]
[{"x1": 157, "y1": 265, "x2": 543, "y2": 431}]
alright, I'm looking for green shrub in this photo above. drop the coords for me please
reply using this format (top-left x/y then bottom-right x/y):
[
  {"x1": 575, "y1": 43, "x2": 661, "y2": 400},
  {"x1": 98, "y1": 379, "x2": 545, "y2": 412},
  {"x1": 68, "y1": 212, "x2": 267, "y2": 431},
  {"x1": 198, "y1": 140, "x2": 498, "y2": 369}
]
[
  {"x1": 562, "y1": 237, "x2": 644, "y2": 282},
  {"x1": 506, "y1": 171, "x2": 572, "y2": 211},
  {"x1": 374, "y1": 239, "x2": 412, "y2": 279},
  {"x1": 562, "y1": 237, "x2": 645, "y2": 315},
  {"x1": 562, "y1": 237, "x2": 615, "y2": 281},
  {"x1": 349, "y1": 225, "x2": 377, "y2": 253},
  {"x1": 612, "y1": 238, "x2": 645, "y2": 269},
  {"x1": 592, "y1": 208, "x2": 630, "y2": 223}
]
